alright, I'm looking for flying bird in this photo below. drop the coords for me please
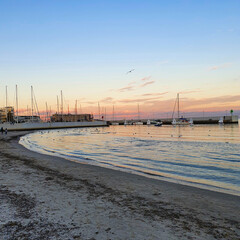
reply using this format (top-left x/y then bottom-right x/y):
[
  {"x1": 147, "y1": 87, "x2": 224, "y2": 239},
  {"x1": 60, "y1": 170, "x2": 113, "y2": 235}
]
[{"x1": 126, "y1": 69, "x2": 135, "y2": 74}]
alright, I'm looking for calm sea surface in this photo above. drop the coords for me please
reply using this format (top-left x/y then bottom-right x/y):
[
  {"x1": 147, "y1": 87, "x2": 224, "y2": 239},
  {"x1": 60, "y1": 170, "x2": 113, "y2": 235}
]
[{"x1": 20, "y1": 124, "x2": 240, "y2": 196}]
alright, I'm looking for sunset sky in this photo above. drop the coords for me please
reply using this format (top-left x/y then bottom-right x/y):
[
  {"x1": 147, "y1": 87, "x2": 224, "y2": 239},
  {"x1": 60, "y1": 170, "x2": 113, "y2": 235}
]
[{"x1": 0, "y1": 0, "x2": 240, "y2": 119}]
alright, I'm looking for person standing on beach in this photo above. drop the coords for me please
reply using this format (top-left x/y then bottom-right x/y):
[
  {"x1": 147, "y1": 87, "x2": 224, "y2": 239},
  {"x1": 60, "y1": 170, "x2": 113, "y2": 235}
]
[
  {"x1": 0, "y1": 127, "x2": 3, "y2": 134},
  {"x1": 5, "y1": 128, "x2": 7, "y2": 135}
]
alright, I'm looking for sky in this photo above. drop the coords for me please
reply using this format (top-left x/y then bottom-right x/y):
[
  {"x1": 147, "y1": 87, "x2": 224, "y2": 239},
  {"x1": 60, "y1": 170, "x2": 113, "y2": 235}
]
[{"x1": 0, "y1": 0, "x2": 240, "y2": 119}]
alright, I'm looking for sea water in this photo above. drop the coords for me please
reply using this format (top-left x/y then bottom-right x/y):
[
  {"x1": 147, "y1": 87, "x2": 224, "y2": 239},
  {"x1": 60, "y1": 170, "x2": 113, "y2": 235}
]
[{"x1": 20, "y1": 124, "x2": 240, "y2": 196}]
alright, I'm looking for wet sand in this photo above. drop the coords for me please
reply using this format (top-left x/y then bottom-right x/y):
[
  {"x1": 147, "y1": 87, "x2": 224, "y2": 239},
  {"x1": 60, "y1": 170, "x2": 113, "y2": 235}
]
[{"x1": 0, "y1": 131, "x2": 239, "y2": 239}]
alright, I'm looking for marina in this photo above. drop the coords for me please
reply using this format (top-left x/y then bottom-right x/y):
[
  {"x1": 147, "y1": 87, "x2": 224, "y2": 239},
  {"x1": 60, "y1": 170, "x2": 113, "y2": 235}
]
[
  {"x1": 1, "y1": 1, "x2": 240, "y2": 238},
  {"x1": 1, "y1": 85, "x2": 238, "y2": 131},
  {"x1": 0, "y1": 86, "x2": 108, "y2": 131}
]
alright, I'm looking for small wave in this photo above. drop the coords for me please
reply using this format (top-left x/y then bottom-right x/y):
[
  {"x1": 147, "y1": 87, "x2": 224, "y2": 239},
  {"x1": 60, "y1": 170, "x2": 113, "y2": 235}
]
[{"x1": 19, "y1": 126, "x2": 240, "y2": 196}]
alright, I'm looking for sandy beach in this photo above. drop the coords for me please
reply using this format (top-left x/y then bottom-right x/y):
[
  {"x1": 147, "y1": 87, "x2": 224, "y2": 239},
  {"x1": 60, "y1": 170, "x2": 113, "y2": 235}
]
[{"x1": 0, "y1": 131, "x2": 239, "y2": 240}]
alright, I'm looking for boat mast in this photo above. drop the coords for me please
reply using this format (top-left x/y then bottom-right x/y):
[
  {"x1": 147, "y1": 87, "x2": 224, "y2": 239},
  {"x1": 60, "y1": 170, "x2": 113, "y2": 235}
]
[
  {"x1": 98, "y1": 102, "x2": 100, "y2": 120},
  {"x1": 5, "y1": 86, "x2": 8, "y2": 122},
  {"x1": 57, "y1": 95, "x2": 59, "y2": 115},
  {"x1": 5, "y1": 86, "x2": 8, "y2": 108},
  {"x1": 31, "y1": 86, "x2": 34, "y2": 122},
  {"x1": 177, "y1": 93, "x2": 180, "y2": 121},
  {"x1": 112, "y1": 105, "x2": 115, "y2": 121},
  {"x1": 61, "y1": 90, "x2": 63, "y2": 120},
  {"x1": 75, "y1": 100, "x2": 77, "y2": 115},
  {"x1": 32, "y1": 87, "x2": 40, "y2": 117},
  {"x1": 75, "y1": 100, "x2": 77, "y2": 122},
  {"x1": 49, "y1": 106, "x2": 52, "y2": 121},
  {"x1": 138, "y1": 104, "x2": 140, "y2": 120},
  {"x1": 46, "y1": 102, "x2": 49, "y2": 122},
  {"x1": 16, "y1": 85, "x2": 18, "y2": 123}
]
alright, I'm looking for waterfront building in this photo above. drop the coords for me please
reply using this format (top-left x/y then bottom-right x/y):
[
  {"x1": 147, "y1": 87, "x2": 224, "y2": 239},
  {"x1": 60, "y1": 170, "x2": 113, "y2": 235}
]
[
  {"x1": 0, "y1": 107, "x2": 14, "y2": 123},
  {"x1": 51, "y1": 113, "x2": 94, "y2": 122}
]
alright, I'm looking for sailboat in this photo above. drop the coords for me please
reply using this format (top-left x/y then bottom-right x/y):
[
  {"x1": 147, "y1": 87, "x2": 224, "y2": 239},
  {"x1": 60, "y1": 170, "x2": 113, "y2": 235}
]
[
  {"x1": 154, "y1": 121, "x2": 163, "y2": 127},
  {"x1": 189, "y1": 118, "x2": 194, "y2": 126},
  {"x1": 111, "y1": 105, "x2": 119, "y2": 125},
  {"x1": 0, "y1": 87, "x2": 107, "y2": 130},
  {"x1": 218, "y1": 117, "x2": 224, "y2": 125},
  {"x1": 133, "y1": 104, "x2": 143, "y2": 125},
  {"x1": 124, "y1": 119, "x2": 131, "y2": 125},
  {"x1": 172, "y1": 93, "x2": 189, "y2": 126}
]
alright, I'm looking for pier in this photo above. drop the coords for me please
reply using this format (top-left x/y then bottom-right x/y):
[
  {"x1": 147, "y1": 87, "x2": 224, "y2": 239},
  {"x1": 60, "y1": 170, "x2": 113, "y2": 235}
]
[
  {"x1": 109, "y1": 115, "x2": 239, "y2": 125},
  {"x1": 0, "y1": 120, "x2": 108, "y2": 131}
]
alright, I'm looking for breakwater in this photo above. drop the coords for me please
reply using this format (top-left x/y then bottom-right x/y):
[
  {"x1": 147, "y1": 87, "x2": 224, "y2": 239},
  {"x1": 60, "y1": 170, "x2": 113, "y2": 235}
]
[{"x1": 110, "y1": 115, "x2": 239, "y2": 125}]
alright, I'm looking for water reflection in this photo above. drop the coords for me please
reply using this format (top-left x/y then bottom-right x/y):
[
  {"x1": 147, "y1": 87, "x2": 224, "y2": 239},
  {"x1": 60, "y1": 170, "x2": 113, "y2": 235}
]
[{"x1": 20, "y1": 124, "x2": 240, "y2": 196}]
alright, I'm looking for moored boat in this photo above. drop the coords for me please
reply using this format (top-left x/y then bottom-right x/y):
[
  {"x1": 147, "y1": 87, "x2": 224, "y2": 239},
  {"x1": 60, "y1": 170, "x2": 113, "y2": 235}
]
[
  {"x1": 172, "y1": 93, "x2": 190, "y2": 126},
  {"x1": 133, "y1": 121, "x2": 143, "y2": 125},
  {"x1": 218, "y1": 117, "x2": 224, "y2": 125},
  {"x1": 154, "y1": 121, "x2": 163, "y2": 127}
]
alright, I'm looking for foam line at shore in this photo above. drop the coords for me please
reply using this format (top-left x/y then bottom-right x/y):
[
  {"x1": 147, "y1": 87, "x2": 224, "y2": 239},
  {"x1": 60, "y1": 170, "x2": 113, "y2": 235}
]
[{"x1": 19, "y1": 129, "x2": 240, "y2": 196}]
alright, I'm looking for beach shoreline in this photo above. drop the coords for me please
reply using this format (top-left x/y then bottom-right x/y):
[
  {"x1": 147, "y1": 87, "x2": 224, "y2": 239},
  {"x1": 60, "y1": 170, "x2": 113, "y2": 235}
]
[
  {"x1": 19, "y1": 128, "x2": 240, "y2": 197},
  {"x1": 0, "y1": 131, "x2": 239, "y2": 239}
]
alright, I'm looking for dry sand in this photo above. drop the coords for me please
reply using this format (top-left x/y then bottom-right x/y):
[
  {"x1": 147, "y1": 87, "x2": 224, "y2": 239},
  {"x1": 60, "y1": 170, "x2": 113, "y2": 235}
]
[{"x1": 0, "y1": 131, "x2": 239, "y2": 240}]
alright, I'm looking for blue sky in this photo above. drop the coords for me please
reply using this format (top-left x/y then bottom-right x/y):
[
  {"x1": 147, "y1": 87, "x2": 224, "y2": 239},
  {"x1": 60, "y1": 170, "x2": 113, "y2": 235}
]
[{"x1": 0, "y1": 0, "x2": 240, "y2": 117}]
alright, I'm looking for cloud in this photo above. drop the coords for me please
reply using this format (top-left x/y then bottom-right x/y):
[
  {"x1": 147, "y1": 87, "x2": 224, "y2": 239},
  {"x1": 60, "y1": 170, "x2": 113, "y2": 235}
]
[
  {"x1": 140, "y1": 80, "x2": 155, "y2": 87},
  {"x1": 119, "y1": 96, "x2": 163, "y2": 104},
  {"x1": 190, "y1": 95, "x2": 240, "y2": 105},
  {"x1": 77, "y1": 98, "x2": 86, "y2": 101},
  {"x1": 115, "y1": 76, "x2": 155, "y2": 92},
  {"x1": 83, "y1": 94, "x2": 240, "y2": 118},
  {"x1": 141, "y1": 92, "x2": 168, "y2": 97},
  {"x1": 82, "y1": 101, "x2": 96, "y2": 105},
  {"x1": 128, "y1": 81, "x2": 136, "y2": 85},
  {"x1": 174, "y1": 94, "x2": 240, "y2": 112},
  {"x1": 100, "y1": 97, "x2": 114, "y2": 103},
  {"x1": 141, "y1": 76, "x2": 151, "y2": 82},
  {"x1": 116, "y1": 80, "x2": 137, "y2": 92},
  {"x1": 118, "y1": 86, "x2": 136, "y2": 92},
  {"x1": 122, "y1": 94, "x2": 240, "y2": 113},
  {"x1": 233, "y1": 76, "x2": 240, "y2": 81},
  {"x1": 209, "y1": 63, "x2": 232, "y2": 71},
  {"x1": 179, "y1": 89, "x2": 201, "y2": 94}
]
